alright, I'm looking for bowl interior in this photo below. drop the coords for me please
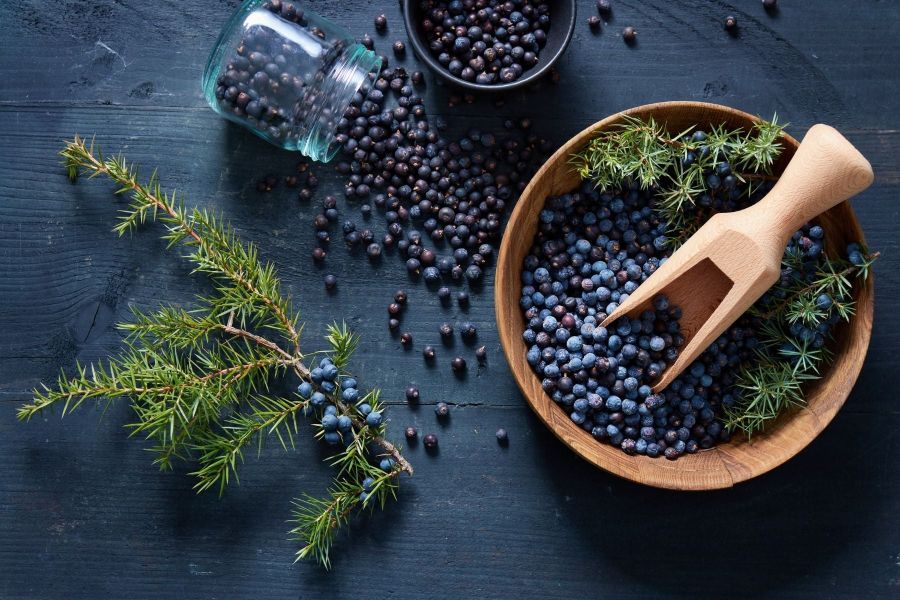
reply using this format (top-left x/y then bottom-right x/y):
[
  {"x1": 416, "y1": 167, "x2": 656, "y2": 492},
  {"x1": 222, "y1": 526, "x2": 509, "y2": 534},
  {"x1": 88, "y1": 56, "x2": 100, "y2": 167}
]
[
  {"x1": 402, "y1": 0, "x2": 576, "y2": 91},
  {"x1": 495, "y1": 101, "x2": 874, "y2": 490}
]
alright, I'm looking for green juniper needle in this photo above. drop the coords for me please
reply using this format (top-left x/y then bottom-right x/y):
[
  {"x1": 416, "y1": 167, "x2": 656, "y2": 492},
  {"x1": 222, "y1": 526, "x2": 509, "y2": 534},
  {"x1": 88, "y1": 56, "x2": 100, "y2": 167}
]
[{"x1": 18, "y1": 136, "x2": 412, "y2": 568}]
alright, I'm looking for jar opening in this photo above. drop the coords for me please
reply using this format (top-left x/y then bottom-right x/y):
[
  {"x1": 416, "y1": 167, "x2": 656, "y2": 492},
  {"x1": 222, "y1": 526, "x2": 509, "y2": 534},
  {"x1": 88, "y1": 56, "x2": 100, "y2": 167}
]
[{"x1": 293, "y1": 45, "x2": 381, "y2": 162}]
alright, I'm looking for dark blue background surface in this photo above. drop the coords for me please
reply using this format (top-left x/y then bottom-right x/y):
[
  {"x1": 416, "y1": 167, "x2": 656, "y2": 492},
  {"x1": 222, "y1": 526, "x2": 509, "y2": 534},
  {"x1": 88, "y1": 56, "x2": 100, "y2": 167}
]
[{"x1": 1, "y1": 1, "x2": 898, "y2": 598}]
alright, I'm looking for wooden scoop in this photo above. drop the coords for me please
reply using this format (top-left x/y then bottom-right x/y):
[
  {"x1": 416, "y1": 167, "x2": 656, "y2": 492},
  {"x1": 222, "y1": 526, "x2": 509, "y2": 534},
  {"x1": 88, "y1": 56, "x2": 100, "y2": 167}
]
[{"x1": 601, "y1": 124, "x2": 874, "y2": 392}]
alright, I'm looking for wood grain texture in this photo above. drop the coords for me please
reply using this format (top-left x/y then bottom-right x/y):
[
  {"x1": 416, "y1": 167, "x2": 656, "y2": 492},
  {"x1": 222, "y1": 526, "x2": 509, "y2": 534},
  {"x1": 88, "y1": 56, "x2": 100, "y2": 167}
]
[
  {"x1": 496, "y1": 102, "x2": 875, "y2": 490},
  {"x1": 1, "y1": 1, "x2": 899, "y2": 598}
]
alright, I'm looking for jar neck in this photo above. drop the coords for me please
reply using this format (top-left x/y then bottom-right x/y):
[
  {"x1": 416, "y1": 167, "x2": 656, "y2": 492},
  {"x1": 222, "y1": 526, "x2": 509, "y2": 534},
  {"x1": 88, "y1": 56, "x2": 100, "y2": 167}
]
[{"x1": 293, "y1": 44, "x2": 381, "y2": 162}]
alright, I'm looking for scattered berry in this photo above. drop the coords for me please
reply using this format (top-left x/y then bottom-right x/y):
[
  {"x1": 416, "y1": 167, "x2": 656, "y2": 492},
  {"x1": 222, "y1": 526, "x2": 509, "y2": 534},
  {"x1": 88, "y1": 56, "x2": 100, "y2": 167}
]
[
  {"x1": 400, "y1": 332, "x2": 413, "y2": 347},
  {"x1": 597, "y1": 0, "x2": 611, "y2": 15},
  {"x1": 588, "y1": 16, "x2": 601, "y2": 31},
  {"x1": 406, "y1": 386, "x2": 420, "y2": 402},
  {"x1": 392, "y1": 40, "x2": 406, "y2": 56},
  {"x1": 394, "y1": 290, "x2": 408, "y2": 305},
  {"x1": 622, "y1": 26, "x2": 636, "y2": 44},
  {"x1": 374, "y1": 13, "x2": 387, "y2": 32},
  {"x1": 423, "y1": 433, "x2": 438, "y2": 450},
  {"x1": 451, "y1": 356, "x2": 467, "y2": 373},
  {"x1": 405, "y1": 426, "x2": 418, "y2": 440},
  {"x1": 435, "y1": 401, "x2": 450, "y2": 419},
  {"x1": 439, "y1": 322, "x2": 454, "y2": 340},
  {"x1": 762, "y1": 0, "x2": 777, "y2": 9},
  {"x1": 475, "y1": 345, "x2": 487, "y2": 363},
  {"x1": 312, "y1": 247, "x2": 326, "y2": 262},
  {"x1": 496, "y1": 428, "x2": 508, "y2": 444},
  {"x1": 423, "y1": 345, "x2": 436, "y2": 361},
  {"x1": 724, "y1": 15, "x2": 738, "y2": 31},
  {"x1": 323, "y1": 274, "x2": 337, "y2": 290}
]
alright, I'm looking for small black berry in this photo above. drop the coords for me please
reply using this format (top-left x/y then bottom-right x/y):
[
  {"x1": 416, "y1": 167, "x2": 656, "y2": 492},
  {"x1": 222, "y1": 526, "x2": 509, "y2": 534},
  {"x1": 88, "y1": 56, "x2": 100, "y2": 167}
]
[
  {"x1": 457, "y1": 291, "x2": 469, "y2": 308},
  {"x1": 423, "y1": 345, "x2": 436, "y2": 361},
  {"x1": 724, "y1": 15, "x2": 737, "y2": 31},
  {"x1": 400, "y1": 332, "x2": 413, "y2": 347},
  {"x1": 451, "y1": 356, "x2": 466, "y2": 373},
  {"x1": 439, "y1": 322, "x2": 453, "y2": 339},
  {"x1": 460, "y1": 321, "x2": 477, "y2": 342},
  {"x1": 597, "y1": 0, "x2": 611, "y2": 14},
  {"x1": 496, "y1": 428, "x2": 508, "y2": 444},
  {"x1": 405, "y1": 426, "x2": 418, "y2": 440},
  {"x1": 388, "y1": 302, "x2": 402, "y2": 316},
  {"x1": 588, "y1": 16, "x2": 601, "y2": 31},
  {"x1": 423, "y1": 433, "x2": 438, "y2": 450},
  {"x1": 312, "y1": 247, "x2": 326, "y2": 262},
  {"x1": 435, "y1": 402, "x2": 449, "y2": 418},
  {"x1": 475, "y1": 345, "x2": 487, "y2": 363},
  {"x1": 388, "y1": 318, "x2": 400, "y2": 331},
  {"x1": 394, "y1": 290, "x2": 408, "y2": 304},
  {"x1": 622, "y1": 26, "x2": 636, "y2": 44},
  {"x1": 406, "y1": 386, "x2": 420, "y2": 402},
  {"x1": 392, "y1": 40, "x2": 405, "y2": 56},
  {"x1": 324, "y1": 274, "x2": 337, "y2": 290},
  {"x1": 374, "y1": 13, "x2": 387, "y2": 32}
]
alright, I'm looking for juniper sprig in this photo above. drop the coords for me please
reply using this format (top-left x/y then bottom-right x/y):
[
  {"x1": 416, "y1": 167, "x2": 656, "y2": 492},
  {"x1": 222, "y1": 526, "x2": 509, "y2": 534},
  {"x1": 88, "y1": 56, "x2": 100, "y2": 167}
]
[
  {"x1": 570, "y1": 115, "x2": 785, "y2": 245},
  {"x1": 18, "y1": 135, "x2": 412, "y2": 568},
  {"x1": 570, "y1": 116, "x2": 876, "y2": 437},
  {"x1": 724, "y1": 249, "x2": 877, "y2": 435}
]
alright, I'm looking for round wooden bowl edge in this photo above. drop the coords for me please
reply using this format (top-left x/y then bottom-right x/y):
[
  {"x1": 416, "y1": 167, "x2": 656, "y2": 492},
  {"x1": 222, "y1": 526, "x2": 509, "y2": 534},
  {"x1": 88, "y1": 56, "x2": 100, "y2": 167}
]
[{"x1": 496, "y1": 101, "x2": 874, "y2": 491}]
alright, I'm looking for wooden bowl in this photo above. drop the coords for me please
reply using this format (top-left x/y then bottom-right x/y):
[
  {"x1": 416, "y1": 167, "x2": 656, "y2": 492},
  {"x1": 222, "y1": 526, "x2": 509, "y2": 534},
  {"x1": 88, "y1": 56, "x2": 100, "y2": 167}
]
[{"x1": 495, "y1": 101, "x2": 874, "y2": 490}]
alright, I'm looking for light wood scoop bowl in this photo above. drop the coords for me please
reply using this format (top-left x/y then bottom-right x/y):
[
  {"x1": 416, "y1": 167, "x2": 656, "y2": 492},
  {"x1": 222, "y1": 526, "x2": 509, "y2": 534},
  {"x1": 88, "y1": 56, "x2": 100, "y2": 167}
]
[
  {"x1": 602, "y1": 124, "x2": 874, "y2": 392},
  {"x1": 495, "y1": 102, "x2": 875, "y2": 490}
]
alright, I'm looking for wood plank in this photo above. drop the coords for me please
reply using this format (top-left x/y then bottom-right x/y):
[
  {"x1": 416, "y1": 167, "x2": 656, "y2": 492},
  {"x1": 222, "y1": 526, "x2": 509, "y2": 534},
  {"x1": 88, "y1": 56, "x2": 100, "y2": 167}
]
[
  {"x1": 1, "y1": 396, "x2": 897, "y2": 599},
  {"x1": 2, "y1": 0, "x2": 900, "y2": 597}
]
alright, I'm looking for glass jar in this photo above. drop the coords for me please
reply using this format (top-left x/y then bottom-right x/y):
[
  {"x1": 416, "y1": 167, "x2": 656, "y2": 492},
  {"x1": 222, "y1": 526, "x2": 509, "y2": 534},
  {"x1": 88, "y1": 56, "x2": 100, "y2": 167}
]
[{"x1": 202, "y1": 0, "x2": 381, "y2": 162}]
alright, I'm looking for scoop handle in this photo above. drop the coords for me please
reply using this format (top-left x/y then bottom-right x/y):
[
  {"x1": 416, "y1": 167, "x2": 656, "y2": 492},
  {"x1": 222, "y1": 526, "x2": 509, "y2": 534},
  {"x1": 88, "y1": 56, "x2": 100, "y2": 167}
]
[{"x1": 753, "y1": 124, "x2": 873, "y2": 241}]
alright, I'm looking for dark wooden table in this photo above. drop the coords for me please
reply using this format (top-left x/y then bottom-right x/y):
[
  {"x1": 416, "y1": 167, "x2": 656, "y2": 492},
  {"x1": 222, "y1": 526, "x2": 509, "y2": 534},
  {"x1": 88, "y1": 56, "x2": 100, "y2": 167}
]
[{"x1": 2, "y1": 1, "x2": 898, "y2": 598}]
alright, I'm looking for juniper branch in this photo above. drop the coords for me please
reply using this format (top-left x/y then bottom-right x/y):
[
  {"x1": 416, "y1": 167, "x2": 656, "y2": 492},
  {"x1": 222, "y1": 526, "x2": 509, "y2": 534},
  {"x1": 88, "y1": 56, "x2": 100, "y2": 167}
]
[{"x1": 20, "y1": 137, "x2": 414, "y2": 567}]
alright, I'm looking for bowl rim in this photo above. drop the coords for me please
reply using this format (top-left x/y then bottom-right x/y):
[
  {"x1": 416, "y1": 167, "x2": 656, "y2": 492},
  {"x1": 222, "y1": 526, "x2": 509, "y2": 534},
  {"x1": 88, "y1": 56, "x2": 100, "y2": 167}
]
[
  {"x1": 495, "y1": 100, "x2": 874, "y2": 490},
  {"x1": 400, "y1": 0, "x2": 577, "y2": 92}
]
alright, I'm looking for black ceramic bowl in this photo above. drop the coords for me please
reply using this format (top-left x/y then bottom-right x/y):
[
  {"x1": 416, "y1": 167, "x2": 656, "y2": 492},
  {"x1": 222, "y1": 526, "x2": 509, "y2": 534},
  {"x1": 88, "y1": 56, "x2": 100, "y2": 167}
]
[{"x1": 401, "y1": 0, "x2": 577, "y2": 92}]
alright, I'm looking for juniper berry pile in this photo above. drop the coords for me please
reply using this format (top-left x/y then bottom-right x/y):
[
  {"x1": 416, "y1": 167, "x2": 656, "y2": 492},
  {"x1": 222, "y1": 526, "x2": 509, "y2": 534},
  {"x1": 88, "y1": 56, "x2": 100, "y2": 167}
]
[
  {"x1": 324, "y1": 67, "x2": 549, "y2": 288},
  {"x1": 519, "y1": 183, "x2": 746, "y2": 459},
  {"x1": 520, "y1": 147, "x2": 865, "y2": 458},
  {"x1": 417, "y1": 0, "x2": 552, "y2": 85}
]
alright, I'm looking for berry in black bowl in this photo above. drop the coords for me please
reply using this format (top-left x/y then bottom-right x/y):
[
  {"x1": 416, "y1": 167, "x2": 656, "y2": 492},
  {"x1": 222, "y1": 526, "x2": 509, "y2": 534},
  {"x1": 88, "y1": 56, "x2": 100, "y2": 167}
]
[{"x1": 402, "y1": 0, "x2": 577, "y2": 91}]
